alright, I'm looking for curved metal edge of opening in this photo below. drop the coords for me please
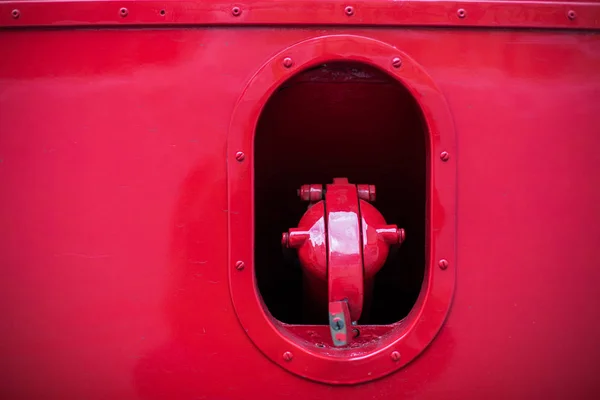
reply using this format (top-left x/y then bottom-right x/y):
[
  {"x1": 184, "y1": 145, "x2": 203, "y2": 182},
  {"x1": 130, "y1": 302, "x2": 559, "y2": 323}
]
[{"x1": 227, "y1": 34, "x2": 456, "y2": 385}]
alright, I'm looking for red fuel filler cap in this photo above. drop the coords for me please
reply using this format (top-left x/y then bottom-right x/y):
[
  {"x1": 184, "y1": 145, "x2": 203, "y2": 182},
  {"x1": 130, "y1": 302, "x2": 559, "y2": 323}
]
[{"x1": 282, "y1": 178, "x2": 405, "y2": 347}]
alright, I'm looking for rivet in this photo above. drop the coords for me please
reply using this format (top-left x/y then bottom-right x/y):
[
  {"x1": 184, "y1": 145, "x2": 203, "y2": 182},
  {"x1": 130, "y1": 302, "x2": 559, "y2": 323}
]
[
  {"x1": 235, "y1": 260, "x2": 245, "y2": 270},
  {"x1": 232, "y1": 6, "x2": 242, "y2": 16},
  {"x1": 11, "y1": 9, "x2": 20, "y2": 19},
  {"x1": 391, "y1": 351, "x2": 401, "y2": 361},
  {"x1": 439, "y1": 259, "x2": 449, "y2": 270},
  {"x1": 119, "y1": 7, "x2": 128, "y2": 17},
  {"x1": 159, "y1": 9, "x2": 166, "y2": 16},
  {"x1": 392, "y1": 57, "x2": 402, "y2": 68},
  {"x1": 457, "y1": 8, "x2": 466, "y2": 19},
  {"x1": 283, "y1": 57, "x2": 294, "y2": 68},
  {"x1": 440, "y1": 151, "x2": 450, "y2": 162},
  {"x1": 345, "y1": 6, "x2": 354, "y2": 16},
  {"x1": 283, "y1": 351, "x2": 293, "y2": 361},
  {"x1": 235, "y1": 151, "x2": 245, "y2": 162},
  {"x1": 567, "y1": 10, "x2": 577, "y2": 20}
]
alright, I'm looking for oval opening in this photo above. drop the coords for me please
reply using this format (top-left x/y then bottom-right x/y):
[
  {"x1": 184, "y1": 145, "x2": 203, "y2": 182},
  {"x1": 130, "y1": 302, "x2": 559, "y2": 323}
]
[{"x1": 254, "y1": 61, "x2": 428, "y2": 332}]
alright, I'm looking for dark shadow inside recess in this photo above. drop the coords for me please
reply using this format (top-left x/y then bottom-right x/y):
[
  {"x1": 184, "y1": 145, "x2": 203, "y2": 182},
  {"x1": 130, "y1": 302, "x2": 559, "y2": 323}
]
[{"x1": 254, "y1": 61, "x2": 427, "y2": 325}]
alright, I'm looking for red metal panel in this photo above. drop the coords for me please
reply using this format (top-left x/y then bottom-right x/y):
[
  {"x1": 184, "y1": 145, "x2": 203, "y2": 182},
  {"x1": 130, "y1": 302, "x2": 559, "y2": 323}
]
[
  {"x1": 1, "y1": 0, "x2": 600, "y2": 29},
  {"x1": 1, "y1": 11, "x2": 600, "y2": 400},
  {"x1": 227, "y1": 34, "x2": 456, "y2": 384}
]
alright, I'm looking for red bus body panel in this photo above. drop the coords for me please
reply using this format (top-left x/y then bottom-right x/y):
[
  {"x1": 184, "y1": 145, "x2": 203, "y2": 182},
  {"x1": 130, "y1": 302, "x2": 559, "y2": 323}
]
[{"x1": 1, "y1": 1, "x2": 600, "y2": 398}]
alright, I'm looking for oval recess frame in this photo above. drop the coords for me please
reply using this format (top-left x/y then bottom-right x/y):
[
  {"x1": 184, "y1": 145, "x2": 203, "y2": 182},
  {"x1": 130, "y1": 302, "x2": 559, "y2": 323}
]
[{"x1": 227, "y1": 34, "x2": 456, "y2": 385}]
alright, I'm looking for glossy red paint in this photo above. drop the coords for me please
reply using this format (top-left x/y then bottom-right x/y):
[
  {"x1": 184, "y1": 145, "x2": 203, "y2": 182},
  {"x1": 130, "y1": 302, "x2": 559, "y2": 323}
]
[
  {"x1": 361, "y1": 203, "x2": 406, "y2": 277},
  {"x1": 325, "y1": 178, "x2": 365, "y2": 323},
  {"x1": 1, "y1": 2, "x2": 600, "y2": 399},
  {"x1": 285, "y1": 177, "x2": 405, "y2": 347},
  {"x1": 297, "y1": 183, "x2": 324, "y2": 202},
  {"x1": 1, "y1": 0, "x2": 600, "y2": 29},
  {"x1": 283, "y1": 201, "x2": 327, "y2": 279},
  {"x1": 228, "y1": 34, "x2": 456, "y2": 384}
]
